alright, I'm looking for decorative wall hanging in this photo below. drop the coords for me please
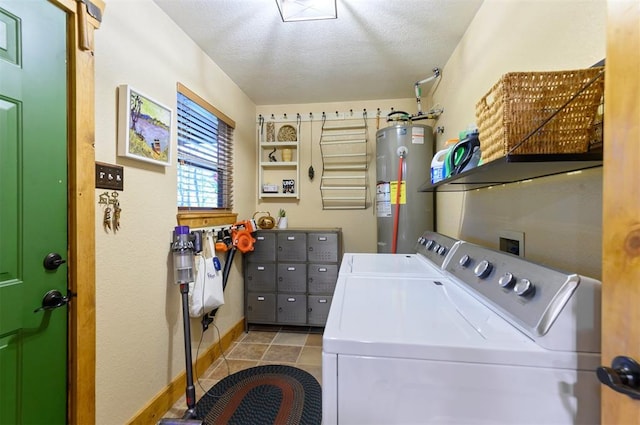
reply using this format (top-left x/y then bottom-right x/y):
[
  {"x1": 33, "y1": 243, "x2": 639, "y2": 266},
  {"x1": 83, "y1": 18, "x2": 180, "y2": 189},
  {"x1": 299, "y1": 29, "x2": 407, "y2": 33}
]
[
  {"x1": 98, "y1": 191, "x2": 122, "y2": 233},
  {"x1": 117, "y1": 85, "x2": 173, "y2": 167}
]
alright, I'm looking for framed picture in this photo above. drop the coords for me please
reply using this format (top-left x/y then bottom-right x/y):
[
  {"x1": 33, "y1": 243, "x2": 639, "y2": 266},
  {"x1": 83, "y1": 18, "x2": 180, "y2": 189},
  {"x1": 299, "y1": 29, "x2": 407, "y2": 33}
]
[{"x1": 117, "y1": 85, "x2": 172, "y2": 167}]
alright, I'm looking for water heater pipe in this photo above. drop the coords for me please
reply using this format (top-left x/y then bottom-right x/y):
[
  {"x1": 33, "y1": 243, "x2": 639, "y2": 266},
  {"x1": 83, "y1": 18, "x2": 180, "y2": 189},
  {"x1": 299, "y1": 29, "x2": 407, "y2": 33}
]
[
  {"x1": 414, "y1": 67, "x2": 441, "y2": 116},
  {"x1": 392, "y1": 148, "x2": 407, "y2": 253}
]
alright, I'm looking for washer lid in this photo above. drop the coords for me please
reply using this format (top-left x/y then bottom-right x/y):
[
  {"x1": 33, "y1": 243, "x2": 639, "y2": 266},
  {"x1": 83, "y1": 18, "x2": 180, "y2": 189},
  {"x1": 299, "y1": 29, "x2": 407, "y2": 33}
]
[
  {"x1": 323, "y1": 275, "x2": 595, "y2": 369},
  {"x1": 342, "y1": 253, "x2": 444, "y2": 277}
]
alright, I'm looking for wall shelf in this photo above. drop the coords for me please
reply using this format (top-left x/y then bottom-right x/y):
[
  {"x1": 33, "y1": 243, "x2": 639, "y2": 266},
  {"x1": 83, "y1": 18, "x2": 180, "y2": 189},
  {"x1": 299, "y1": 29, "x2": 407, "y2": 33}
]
[
  {"x1": 418, "y1": 152, "x2": 603, "y2": 192},
  {"x1": 258, "y1": 122, "x2": 300, "y2": 200}
]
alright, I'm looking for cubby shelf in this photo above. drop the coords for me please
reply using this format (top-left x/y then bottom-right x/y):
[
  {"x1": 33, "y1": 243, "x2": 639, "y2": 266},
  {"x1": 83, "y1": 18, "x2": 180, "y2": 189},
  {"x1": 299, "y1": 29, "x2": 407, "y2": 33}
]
[{"x1": 258, "y1": 123, "x2": 300, "y2": 200}]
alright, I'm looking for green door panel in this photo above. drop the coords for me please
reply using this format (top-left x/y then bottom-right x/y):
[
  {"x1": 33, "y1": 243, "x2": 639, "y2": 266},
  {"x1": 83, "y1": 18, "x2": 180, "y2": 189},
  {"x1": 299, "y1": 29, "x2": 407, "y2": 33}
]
[{"x1": 0, "y1": 0, "x2": 68, "y2": 423}]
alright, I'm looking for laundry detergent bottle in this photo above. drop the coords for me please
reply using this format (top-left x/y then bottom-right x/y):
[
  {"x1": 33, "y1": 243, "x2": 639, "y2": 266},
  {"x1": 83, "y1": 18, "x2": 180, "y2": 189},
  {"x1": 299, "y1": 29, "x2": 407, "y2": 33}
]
[
  {"x1": 430, "y1": 148, "x2": 448, "y2": 184},
  {"x1": 441, "y1": 138, "x2": 459, "y2": 179}
]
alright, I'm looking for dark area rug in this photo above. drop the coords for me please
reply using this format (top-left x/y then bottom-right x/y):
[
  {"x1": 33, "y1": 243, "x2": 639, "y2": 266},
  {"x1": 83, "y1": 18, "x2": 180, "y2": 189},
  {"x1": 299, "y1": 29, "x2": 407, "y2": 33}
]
[{"x1": 195, "y1": 365, "x2": 322, "y2": 425}]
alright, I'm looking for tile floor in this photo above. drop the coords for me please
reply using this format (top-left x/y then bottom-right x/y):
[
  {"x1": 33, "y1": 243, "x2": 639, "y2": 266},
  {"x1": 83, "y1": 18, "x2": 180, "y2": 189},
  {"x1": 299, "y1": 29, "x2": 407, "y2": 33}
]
[{"x1": 164, "y1": 326, "x2": 323, "y2": 419}]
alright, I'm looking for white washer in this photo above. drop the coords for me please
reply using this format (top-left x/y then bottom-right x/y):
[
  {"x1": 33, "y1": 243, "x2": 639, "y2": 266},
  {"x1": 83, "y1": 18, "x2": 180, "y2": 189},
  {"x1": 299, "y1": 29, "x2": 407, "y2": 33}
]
[{"x1": 323, "y1": 240, "x2": 601, "y2": 424}]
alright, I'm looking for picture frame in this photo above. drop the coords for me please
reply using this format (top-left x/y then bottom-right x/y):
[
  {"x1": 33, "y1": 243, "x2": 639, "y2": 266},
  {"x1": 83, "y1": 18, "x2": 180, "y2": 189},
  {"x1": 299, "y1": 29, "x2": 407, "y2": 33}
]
[{"x1": 117, "y1": 85, "x2": 172, "y2": 167}]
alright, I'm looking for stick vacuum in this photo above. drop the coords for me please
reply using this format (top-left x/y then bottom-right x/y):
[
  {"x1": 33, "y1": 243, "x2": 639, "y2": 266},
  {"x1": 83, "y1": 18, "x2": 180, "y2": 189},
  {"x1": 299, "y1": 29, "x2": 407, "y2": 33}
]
[
  {"x1": 158, "y1": 225, "x2": 202, "y2": 424},
  {"x1": 159, "y1": 223, "x2": 255, "y2": 424}
]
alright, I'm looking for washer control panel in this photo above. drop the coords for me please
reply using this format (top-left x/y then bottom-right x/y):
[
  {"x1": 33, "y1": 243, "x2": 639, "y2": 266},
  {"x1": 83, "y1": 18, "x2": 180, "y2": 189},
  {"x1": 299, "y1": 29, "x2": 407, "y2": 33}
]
[
  {"x1": 445, "y1": 241, "x2": 579, "y2": 338},
  {"x1": 415, "y1": 231, "x2": 460, "y2": 268}
]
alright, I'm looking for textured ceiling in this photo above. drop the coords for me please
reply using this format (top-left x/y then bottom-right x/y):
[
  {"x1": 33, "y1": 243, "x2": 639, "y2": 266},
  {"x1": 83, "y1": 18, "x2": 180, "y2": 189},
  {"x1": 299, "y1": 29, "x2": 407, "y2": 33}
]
[{"x1": 153, "y1": 0, "x2": 483, "y2": 105}]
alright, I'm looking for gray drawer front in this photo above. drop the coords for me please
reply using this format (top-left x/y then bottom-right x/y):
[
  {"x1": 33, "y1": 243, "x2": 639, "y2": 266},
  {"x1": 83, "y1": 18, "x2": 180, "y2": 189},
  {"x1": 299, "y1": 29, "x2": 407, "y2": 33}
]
[
  {"x1": 247, "y1": 232, "x2": 276, "y2": 262},
  {"x1": 247, "y1": 293, "x2": 276, "y2": 323},
  {"x1": 307, "y1": 295, "x2": 333, "y2": 326},
  {"x1": 246, "y1": 263, "x2": 276, "y2": 292},
  {"x1": 277, "y1": 233, "x2": 307, "y2": 261},
  {"x1": 277, "y1": 294, "x2": 307, "y2": 324},
  {"x1": 277, "y1": 263, "x2": 307, "y2": 293},
  {"x1": 307, "y1": 232, "x2": 339, "y2": 262},
  {"x1": 307, "y1": 264, "x2": 338, "y2": 294}
]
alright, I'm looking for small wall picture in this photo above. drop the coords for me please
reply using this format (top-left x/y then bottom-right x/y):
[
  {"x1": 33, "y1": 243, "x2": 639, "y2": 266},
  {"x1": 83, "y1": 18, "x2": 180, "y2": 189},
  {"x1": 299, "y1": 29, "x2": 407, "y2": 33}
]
[
  {"x1": 282, "y1": 179, "x2": 295, "y2": 194},
  {"x1": 117, "y1": 85, "x2": 172, "y2": 167}
]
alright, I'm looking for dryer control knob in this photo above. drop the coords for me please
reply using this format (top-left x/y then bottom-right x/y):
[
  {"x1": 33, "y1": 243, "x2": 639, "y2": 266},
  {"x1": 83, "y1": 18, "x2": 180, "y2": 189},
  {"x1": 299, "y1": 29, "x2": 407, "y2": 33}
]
[
  {"x1": 514, "y1": 278, "x2": 535, "y2": 297},
  {"x1": 498, "y1": 272, "x2": 516, "y2": 288},
  {"x1": 459, "y1": 254, "x2": 471, "y2": 267},
  {"x1": 474, "y1": 260, "x2": 493, "y2": 279}
]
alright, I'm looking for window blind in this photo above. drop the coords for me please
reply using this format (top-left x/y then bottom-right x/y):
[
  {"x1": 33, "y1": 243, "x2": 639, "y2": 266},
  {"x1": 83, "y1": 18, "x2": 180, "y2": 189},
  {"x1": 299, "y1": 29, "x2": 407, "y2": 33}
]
[{"x1": 177, "y1": 90, "x2": 234, "y2": 209}]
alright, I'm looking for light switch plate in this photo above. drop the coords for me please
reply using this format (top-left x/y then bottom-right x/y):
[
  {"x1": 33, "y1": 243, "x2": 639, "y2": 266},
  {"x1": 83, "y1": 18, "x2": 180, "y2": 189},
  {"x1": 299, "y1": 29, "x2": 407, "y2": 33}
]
[{"x1": 95, "y1": 162, "x2": 124, "y2": 190}]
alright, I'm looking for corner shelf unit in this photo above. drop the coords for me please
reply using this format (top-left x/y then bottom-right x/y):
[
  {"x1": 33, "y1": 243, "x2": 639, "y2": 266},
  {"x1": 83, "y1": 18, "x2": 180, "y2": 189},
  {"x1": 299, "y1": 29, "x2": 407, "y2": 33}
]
[
  {"x1": 258, "y1": 124, "x2": 300, "y2": 200},
  {"x1": 320, "y1": 121, "x2": 369, "y2": 209},
  {"x1": 418, "y1": 152, "x2": 603, "y2": 192}
]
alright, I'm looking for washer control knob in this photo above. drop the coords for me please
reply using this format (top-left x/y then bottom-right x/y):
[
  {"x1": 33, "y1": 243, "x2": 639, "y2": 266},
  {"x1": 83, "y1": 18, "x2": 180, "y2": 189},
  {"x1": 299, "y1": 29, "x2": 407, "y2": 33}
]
[
  {"x1": 459, "y1": 254, "x2": 471, "y2": 267},
  {"x1": 438, "y1": 246, "x2": 447, "y2": 256},
  {"x1": 425, "y1": 240, "x2": 434, "y2": 250},
  {"x1": 474, "y1": 260, "x2": 493, "y2": 279},
  {"x1": 433, "y1": 243, "x2": 441, "y2": 252},
  {"x1": 498, "y1": 272, "x2": 516, "y2": 288},
  {"x1": 514, "y1": 279, "x2": 535, "y2": 297},
  {"x1": 417, "y1": 237, "x2": 425, "y2": 245}
]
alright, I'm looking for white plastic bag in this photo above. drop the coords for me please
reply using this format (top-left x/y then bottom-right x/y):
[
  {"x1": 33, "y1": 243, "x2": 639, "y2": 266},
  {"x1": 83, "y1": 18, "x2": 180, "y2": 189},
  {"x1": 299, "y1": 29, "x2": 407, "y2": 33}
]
[{"x1": 188, "y1": 232, "x2": 224, "y2": 317}]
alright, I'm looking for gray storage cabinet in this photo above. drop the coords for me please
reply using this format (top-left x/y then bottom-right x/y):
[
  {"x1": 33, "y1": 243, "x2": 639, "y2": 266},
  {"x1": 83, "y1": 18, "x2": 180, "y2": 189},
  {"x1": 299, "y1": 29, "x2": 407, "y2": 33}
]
[{"x1": 244, "y1": 228, "x2": 341, "y2": 329}]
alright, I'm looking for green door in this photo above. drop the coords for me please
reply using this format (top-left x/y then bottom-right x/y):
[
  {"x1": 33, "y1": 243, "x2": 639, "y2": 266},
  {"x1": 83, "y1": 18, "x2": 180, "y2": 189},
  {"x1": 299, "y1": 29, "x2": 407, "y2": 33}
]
[{"x1": 0, "y1": 0, "x2": 68, "y2": 423}]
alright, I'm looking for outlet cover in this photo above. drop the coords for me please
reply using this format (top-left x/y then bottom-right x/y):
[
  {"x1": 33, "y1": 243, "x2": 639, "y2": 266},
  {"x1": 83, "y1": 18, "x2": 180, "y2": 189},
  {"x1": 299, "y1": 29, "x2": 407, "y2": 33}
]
[
  {"x1": 498, "y1": 230, "x2": 525, "y2": 257},
  {"x1": 95, "y1": 162, "x2": 124, "y2": 190}
]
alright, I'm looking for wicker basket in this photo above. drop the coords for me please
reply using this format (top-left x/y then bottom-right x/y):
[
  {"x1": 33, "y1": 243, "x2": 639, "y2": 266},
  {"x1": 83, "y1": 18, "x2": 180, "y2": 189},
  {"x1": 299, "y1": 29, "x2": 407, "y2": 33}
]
[{"x1": 475, "y1": 67, "x2": 604, "y2": 163}]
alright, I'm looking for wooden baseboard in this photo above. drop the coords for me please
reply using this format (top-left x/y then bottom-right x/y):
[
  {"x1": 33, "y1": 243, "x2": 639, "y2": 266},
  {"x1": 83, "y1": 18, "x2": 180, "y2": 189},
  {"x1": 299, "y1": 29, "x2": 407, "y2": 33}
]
[{"x1": 126, "y1": 318, "x2": 245, "y2": 425}]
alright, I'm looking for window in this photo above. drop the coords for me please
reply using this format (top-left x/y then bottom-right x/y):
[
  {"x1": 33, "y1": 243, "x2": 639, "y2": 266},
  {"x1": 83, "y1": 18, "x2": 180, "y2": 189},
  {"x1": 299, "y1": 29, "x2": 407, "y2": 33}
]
[{"x1": 176, "y1": 83, "x2": 234, "y2": 210}]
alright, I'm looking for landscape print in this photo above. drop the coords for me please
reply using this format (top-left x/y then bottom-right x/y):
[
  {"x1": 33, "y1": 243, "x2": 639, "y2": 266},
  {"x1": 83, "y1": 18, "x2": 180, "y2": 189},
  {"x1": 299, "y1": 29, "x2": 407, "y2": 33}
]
[{"x1": 118, "y1": 85, "x2": 172, "y2": 166}]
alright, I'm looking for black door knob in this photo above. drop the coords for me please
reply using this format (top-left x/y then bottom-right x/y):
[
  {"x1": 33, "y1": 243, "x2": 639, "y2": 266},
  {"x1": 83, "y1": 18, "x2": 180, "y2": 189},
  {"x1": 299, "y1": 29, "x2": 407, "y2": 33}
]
[
  {"x1": 43, "y1": 252, "x2": 66, "y2": 270},
  {"x1": 34, "y1": 290, "x2": 70, "y2": 313},
  {"x1": 597, "y1": 356, "x2": 640, "y2": 400}
]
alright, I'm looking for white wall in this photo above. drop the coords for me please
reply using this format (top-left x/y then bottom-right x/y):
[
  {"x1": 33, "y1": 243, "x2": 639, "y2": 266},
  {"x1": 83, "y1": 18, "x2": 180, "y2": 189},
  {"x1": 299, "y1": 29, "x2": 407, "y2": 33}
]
[
  {"x1": 94, "y1": 1, "x2": 256, "y2": 423},
  {"x1": 433, "y1": 0, "x2": 606, "y2": 277}
]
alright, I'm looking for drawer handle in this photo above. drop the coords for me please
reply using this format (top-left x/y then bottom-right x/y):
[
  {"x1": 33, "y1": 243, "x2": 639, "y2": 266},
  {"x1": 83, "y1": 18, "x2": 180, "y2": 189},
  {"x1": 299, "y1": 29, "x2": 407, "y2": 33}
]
[
  {"x1": 287, "y1": 297, "x2": 296, "y2": 302},
  {"x1": 257, "y1": 296, "x2": 265, "y2": 301},
  {"x1": 318, "y1": 299, "x2": 328, "y2": 303},
  {"x1": 257, "y1": 266, "x2": 265, "y2": 271},
  {"x1": 257, "y1": 236, "x2": 265, "y2": 241},
  {"x1": 287, "y1": 236, "x2": 295, "y2": 241},
  {"x1": 287, "y1": 266, "x2": 296, "y2": 271},
  {"x1": 318, "y1": 237, "x2": 327, "y2": 241},
  {"x1": 318, "y1": 267, "x2": 327, "y2": 272}
]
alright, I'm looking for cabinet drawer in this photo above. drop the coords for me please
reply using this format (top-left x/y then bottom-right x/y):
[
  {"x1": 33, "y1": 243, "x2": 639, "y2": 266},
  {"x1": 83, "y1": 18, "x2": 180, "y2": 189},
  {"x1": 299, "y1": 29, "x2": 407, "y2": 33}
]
[
  {"x1": 277, "y1": 294, "x2": 307, "y2": 324},
  {"x1": 246, "y1": 232, "x2": 276, "y2": 262},
  {"x1": 245, "y1": 263, "x2": 276, "y2": 292},
  {"x1": 307, "y1": 232, "x2": 339, "y2": 262},
  {"x1": 246, "y1": 293, "x2": 276, "y2": 323},
  {"x1": 307, "y1": 295, "x2": 333, "y2": 326},
  {"x1": 277, "y1": 263, "x2": 307, "y2": 293},
  {"x1": 277, "y1": 232, "x2": 307, "y2": 261},
  {"x1": 307, "y1": 264, "x2": 338, "y2": 294}
]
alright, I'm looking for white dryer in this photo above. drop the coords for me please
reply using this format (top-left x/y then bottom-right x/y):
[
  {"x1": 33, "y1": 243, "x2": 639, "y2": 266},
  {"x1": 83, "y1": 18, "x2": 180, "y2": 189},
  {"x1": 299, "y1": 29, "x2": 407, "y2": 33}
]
[{"x1": 322, "y1": 240, "x2": 601, "y2": 424}]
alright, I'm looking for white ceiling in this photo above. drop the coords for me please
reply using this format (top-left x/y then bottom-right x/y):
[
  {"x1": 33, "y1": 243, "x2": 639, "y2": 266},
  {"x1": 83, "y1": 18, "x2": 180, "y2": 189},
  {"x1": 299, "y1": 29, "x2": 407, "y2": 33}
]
[{"x1": 153, "y1": 0, "x2": 484, "y2": 105}]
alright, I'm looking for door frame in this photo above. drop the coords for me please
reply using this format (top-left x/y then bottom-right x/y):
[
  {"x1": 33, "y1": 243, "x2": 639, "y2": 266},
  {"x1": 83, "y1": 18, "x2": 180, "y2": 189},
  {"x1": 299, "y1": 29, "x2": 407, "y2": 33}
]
[{"x1": 47, "y1": 0, "x2": 103, "y2": 423}]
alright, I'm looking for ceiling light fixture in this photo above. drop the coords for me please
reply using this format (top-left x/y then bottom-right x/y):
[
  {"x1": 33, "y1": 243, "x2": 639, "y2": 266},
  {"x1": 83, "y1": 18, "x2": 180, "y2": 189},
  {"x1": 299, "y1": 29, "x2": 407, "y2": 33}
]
[{"x1": 276, "y1": 0, "x2": 337, "y2": 22}]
